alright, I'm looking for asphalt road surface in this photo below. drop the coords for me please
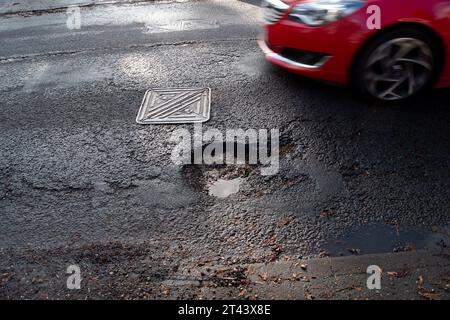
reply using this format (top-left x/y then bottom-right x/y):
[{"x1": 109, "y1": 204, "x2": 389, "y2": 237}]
[{"x1": 0, "y1": 0, "x2": 449, "y2": 299}]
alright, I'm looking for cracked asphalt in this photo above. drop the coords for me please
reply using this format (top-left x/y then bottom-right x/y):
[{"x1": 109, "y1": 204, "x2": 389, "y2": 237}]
[{"x1": 0, "y1": 0, "x2": 449, "y2": 299}]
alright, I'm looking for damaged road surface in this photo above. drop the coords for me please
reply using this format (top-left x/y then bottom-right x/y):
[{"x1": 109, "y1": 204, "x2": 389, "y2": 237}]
[{"x1": 0, "y1": 0, "x2": 449, "y2": 300}]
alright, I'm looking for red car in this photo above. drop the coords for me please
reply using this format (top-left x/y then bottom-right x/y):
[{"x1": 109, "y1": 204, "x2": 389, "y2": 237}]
[{"x1": 258, "y1": 0, "x2": 450, "y2": 101}]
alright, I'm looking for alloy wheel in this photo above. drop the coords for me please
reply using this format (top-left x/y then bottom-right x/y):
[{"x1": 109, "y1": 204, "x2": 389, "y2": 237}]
[{"x1": 363, "y1": 38, "x2": 434, "y2": 101}]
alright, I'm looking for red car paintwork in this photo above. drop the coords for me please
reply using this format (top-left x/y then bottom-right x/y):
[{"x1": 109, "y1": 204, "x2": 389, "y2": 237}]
[{"x1": 260, "y1": 0, "x2": 450, "y2": 88}]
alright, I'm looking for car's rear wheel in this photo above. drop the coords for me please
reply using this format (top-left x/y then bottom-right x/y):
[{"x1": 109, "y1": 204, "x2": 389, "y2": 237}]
[{"x1": 353, "y1": 29, "x2": 438, "y2": 102}]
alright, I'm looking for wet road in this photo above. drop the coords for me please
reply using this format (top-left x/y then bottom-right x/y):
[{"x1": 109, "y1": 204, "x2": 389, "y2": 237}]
[{"x1": 0, "y1": 0, "x2": 449, "y2": 298}]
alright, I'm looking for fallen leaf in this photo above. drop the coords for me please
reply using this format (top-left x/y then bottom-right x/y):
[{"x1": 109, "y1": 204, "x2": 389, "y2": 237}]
[
  {"x1": 418, "y1": 290, "x2": 440, "y2": 300},
  {"x1": 318, "y1": 250, "x2": 330, "y2": 258},
  {"x1": 386, "y1": 270, "x2": 408, "y2": 278},
  {"x1": 417, "y1": 275, "x2": 424, "y2": 289},
  {"x1": 277, "y1": 217, "x2": 294, "y2": 227},
  {"x1": 274, "y1": 245, "x2": 283, "y2": 254},
  {"x1": 258, "y1": 273, "x2": 268, "y2": 281},
  {"x1": 292, "y1": 273, "x2": 303, "y2": 280},
  {"x1": 268, "y1": 244, "x2": 284, "y2": 262},
  {"x1": 347, "y1": 248, "x2": 361, "y2": 255},
  {"x1": 304, "y1": 292, "x2": 314, "y2": 300},
  {"x1": 161, "y1": 288, "x2": 170, "y2": 296},
  {"x1": 238, "y1": 289, "x2": 248, "y2": 297}
]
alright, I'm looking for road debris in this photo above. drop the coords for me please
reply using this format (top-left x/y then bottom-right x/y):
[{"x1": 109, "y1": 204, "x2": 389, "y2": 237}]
[
  {"x1": 347, "y1": 248, "x2": 361, "y2": 255},
  {"x1": 385, "y1": 270, "x2": 409, "y2": 278}
]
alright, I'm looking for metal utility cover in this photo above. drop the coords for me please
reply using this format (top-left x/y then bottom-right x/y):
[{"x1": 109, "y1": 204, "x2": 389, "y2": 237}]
[{"x1": 136, "y1": 87, "x2": 211, "y2": 124}]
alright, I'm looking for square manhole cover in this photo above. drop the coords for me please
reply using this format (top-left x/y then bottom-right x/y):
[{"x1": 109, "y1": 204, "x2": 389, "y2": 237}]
[{"x1": 136, "y1": 87, "x2": 211, "y2": 124}]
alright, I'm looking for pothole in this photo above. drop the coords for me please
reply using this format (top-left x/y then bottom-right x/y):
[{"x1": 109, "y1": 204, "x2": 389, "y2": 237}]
[
  {"x1": 180, "y1": 134, "x2": 296, "y2": 198},
  {"x1": 180, "y1": 141, "x2": 265, "y2": 197},
  {"x1": 181, "y1": 159, "x2": 255, "y2": 196}
]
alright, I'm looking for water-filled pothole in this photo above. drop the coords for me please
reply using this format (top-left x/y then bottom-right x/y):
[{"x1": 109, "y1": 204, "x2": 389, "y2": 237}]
[
  {"x1": 323, "y1": 223, "x2": 449, "y2": 256},
  {"x1": 208, "y1": 178, "x2": 244, "y2": 198},
  {"x1": 181, "y1": 161, "x2": 254, "y2": 196},
  {"x1": 180, "y1": 135, "x2": 295, "y2": 198}
]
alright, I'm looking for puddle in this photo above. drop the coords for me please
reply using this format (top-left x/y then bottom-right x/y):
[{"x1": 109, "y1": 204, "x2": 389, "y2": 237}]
[
  {"x1": 323, "y1": 223, "x2": 449, "y2": 256},
  {"x1": 208, "y1": 178, "x2": 243, "y2": 198}
]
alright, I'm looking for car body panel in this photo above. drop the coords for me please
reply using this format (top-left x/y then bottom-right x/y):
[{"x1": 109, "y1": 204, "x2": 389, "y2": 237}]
[{"x1": 260, "y1": 0, "x2": 450, "y2": 88}]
